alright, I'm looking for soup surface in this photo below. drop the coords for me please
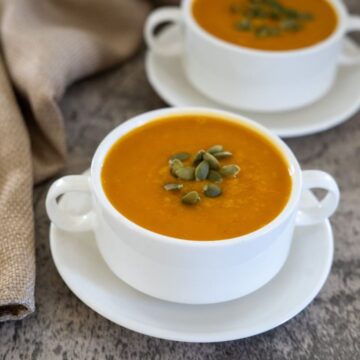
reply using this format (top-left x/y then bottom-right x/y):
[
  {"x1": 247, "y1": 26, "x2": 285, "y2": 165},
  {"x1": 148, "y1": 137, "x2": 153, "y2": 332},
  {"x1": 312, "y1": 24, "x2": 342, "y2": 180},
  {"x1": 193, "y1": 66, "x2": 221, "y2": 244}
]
[
  {"x1": 192, "y1": 0, "x2": 338, "y2": 51},
  {"x1": 101, "y1": 114, "x2": 292, "y2": 241}
]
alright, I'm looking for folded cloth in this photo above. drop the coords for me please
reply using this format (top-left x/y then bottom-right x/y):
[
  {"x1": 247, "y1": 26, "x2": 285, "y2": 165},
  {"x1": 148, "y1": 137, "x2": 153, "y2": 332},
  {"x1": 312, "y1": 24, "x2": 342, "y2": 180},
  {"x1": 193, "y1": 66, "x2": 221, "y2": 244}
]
[
  {"x1": 0, "y1": 53, "x2": 34, "y2": 321},
  {"x1": 0, "y1": 0, "x2": 158, "y2": 321}
]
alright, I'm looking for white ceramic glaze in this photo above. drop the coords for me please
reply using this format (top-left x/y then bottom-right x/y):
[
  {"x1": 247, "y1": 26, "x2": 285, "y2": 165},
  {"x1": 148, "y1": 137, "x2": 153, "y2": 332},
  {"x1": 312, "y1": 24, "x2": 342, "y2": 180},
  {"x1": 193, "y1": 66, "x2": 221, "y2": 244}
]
[
  {"x1": 145, "y1": 29, "x2": 360, "y2": 138},
  {"x1": 46, "y1": 107, "x2": 340, "y2": 304},
  {"x1": 50, "y1": 189, "x2": 334, "y2": 342},
  {"x1": 145, "y1": 0, "x2": 360, "y2": 112}
]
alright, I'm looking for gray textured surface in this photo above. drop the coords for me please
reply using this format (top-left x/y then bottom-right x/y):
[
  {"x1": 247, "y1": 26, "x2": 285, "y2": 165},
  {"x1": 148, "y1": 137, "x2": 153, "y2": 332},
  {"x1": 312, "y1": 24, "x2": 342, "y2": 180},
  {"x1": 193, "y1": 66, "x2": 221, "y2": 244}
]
[{"x1": 1, "y1": 5, "x2": 360, "y2": 360}]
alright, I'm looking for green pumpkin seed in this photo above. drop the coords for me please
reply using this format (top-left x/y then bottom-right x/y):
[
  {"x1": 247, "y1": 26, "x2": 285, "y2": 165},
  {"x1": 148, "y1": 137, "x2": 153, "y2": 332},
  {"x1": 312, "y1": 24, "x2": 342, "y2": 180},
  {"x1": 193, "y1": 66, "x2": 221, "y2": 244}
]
[
  {"x1": 203, "y1": 152, "x2": 220, "y2": 170},
  {"x1": 182, "y1": 191, "x2": 201, "y2": 205},
  {"x1": 213, "y1": 151, "x2": 233, "y2": 160},
  {"x1": 220, "y1": 165, "x2": 241, "y2": 177},
  {"x1": 255, "y1": 25, "x2": 272, "y2": 38},
  {"x1": 170, "y1": 158, "x2": 183, "y2": 177},
  {"x1": 267, "y1": 0, "x2": 283, "y2": 11},
  {"x1": 283, "y1": 8, "x2": 299, "y2": 19},
  {"x1": 164, "y1": 145, "x2": 240, "y2": 203},
  {"x1": 203, "y1": 184, "x2": 222, "y2": 198},
  {"x1": 270, "y1": 10, "x2": 281, "y2": 20},
  {"x1": 170, "y1": 152, "x2": 191, "y2": 162},
  {"x1": 193, "y1": 150, "x2": 206, "y2": 165},
  {"x1": 235, "y1": 18, "x2": 252, "y2": 31},
  {"x1": 163, "y1": 183, "x2": 183, "y2": 191},
  {"x1": 280, "y1": 19, "x2": 302, "y2": 31},
  {"x1": 208, "y1": 170, "x2": 223, "y2": 183},
  {"x1": 195, "y1": 160, "x2": 210, "y2": 181},
  {"x1": 175, "y1": 166, "x2": 195, "y2": 181},
  {"x1": 231, "y1": 0, "x2": 313, "y2": 38},
  {"x1": 246, "y1": 6, "x2": 260, "y2": 18},
  {"x1": 207, "y1": 145, "x2": 224, "y2": 154}
]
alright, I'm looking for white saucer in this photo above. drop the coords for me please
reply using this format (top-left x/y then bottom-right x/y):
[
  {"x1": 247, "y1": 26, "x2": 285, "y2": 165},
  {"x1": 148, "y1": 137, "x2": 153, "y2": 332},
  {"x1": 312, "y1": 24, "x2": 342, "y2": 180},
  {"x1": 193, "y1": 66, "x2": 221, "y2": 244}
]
[
  {"x1": 145, "y1": 26, "x2": 360, "y2": 138},
  {"x1": 50, "y1": 188, "x2": 334, "y2": 342},
  {"x1": 50, "y1": 188, "x2": 333, "y2": 342}
]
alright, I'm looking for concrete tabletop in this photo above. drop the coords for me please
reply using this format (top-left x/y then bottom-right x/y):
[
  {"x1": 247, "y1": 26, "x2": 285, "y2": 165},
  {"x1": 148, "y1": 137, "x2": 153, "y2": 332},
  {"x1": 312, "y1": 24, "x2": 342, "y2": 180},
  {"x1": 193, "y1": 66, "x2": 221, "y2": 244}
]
[{"x1": 1, "y1": 1, "x2": 359, "y2": 358}]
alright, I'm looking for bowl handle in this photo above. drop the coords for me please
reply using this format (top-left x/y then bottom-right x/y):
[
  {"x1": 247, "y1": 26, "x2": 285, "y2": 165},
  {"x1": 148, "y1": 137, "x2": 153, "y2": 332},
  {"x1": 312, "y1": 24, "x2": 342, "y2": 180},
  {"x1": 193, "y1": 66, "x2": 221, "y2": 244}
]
[
  {"x1": 144, "y1": 7, "x2": 182, "y2": 56},
  {"x1": 340, "y1": 16, "x2": 360, "y2": 66},
  {"x1": 296, "y1": 170, "x2": 340, "y2": 226},
  {"x1": 46, "y1": 175, "x2": 95, "y2": 232}
]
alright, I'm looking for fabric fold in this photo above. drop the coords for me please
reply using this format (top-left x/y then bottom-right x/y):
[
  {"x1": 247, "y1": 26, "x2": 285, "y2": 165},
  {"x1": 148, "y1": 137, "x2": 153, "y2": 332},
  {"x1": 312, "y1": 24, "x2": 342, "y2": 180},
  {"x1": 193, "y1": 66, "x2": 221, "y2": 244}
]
[
  {"x1": 0, "y1": 52, "x2": 35, "y2": 321},
  {"x1": 0, "y1": 0, "x2": 153, "y2": 321}
]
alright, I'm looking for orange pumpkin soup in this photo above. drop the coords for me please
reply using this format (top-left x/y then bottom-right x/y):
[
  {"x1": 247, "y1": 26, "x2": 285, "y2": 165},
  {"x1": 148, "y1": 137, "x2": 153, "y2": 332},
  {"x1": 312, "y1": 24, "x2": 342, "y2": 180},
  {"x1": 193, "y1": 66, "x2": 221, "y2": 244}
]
[
  {"x1": 101, "y1": 114, "x2": 292, "y2": 241},
  {"x1": 192, "y1": 0, "x2": 338, "y2": 51}
]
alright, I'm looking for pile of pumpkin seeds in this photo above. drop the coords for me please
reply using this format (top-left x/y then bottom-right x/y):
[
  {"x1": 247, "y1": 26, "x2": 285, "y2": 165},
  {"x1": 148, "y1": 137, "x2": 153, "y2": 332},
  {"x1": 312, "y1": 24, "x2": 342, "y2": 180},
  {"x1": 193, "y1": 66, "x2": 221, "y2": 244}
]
[
  {"x1": 230, "y1": 0, "x2": 314, "y2": 38},
  {"x1": 163, "y1": 145, "x2": 240, "y2": 205}
]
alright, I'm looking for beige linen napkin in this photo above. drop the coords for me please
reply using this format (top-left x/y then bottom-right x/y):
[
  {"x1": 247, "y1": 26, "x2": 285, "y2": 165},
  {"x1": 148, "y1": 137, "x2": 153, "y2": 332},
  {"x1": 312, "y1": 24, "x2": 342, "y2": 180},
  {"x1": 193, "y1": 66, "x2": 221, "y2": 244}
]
[{"x1": 0, "y1": 0, "x2": 160, "y2": 321}]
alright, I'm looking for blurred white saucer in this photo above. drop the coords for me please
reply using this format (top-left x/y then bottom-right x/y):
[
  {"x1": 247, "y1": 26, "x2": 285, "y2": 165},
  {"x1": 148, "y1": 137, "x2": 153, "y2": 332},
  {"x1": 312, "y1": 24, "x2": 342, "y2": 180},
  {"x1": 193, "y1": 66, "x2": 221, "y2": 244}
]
[{"x1": 145, "y1": 26, "x2": 360, "y2": 138}]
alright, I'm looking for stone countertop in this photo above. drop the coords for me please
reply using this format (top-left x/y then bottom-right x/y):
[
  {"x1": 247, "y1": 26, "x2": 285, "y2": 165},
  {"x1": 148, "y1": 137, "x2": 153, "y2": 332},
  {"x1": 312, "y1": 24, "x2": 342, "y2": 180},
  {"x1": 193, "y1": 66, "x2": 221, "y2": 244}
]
[{"x1": 1, "y1": 5, "x2": 360, "y2": 360}]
